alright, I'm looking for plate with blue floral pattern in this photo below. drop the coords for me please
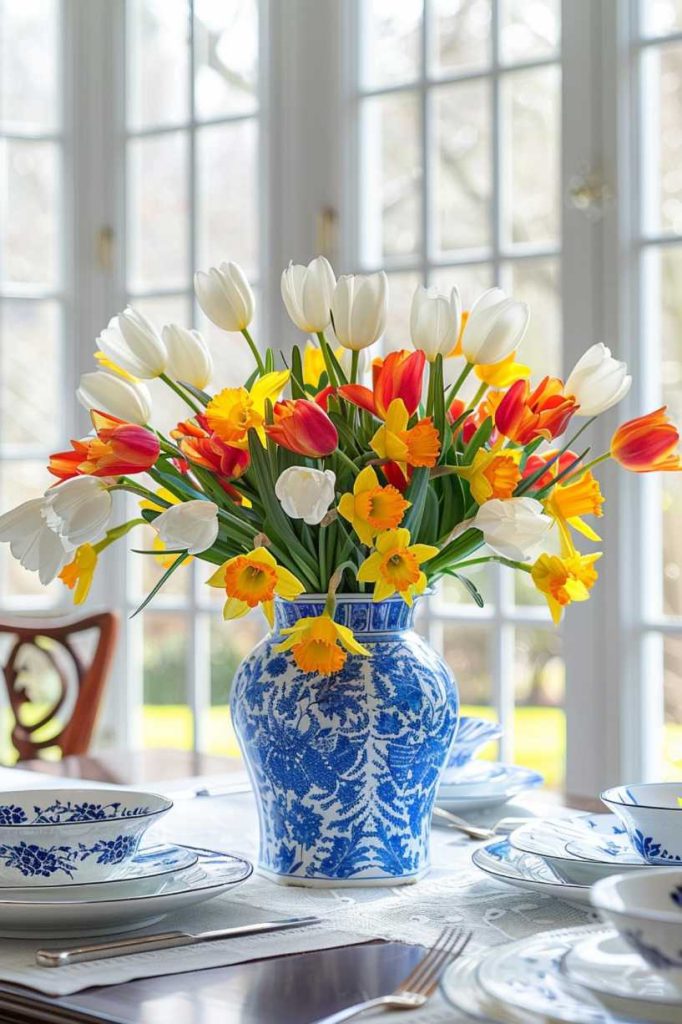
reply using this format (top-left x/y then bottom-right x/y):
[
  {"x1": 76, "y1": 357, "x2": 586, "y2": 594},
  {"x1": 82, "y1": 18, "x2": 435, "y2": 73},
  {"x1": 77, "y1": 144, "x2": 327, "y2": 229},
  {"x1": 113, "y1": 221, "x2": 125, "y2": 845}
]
[
  {"x1": 436, "y1": 762, "x2": 543, "y2": 812},
  {"x1": 0, "y1": 846, "x2": 252, "y2": 938},
  {"x1": 472, "y1": 839, "x2": 590, "y2": 904}
]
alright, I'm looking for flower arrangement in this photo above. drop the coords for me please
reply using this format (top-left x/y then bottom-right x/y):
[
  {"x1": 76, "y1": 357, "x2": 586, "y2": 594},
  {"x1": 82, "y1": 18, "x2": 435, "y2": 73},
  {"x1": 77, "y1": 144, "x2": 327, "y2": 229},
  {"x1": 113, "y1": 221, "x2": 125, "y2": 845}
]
[{"x1": 1, "y1": 255, "x2": 680, "y2": 675}]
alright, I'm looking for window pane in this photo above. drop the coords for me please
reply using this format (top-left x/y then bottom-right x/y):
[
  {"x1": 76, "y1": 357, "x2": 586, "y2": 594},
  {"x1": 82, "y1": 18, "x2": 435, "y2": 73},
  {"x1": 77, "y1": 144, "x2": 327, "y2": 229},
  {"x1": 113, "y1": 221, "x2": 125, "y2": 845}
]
[
  {"x1": 442, "y1": 623, "x2": 492, "y2": 707},
  {"x1": 0, "y1": 0, "x2": 59, "y2": 131},
  {"x1": 382, "y1": 271, "x2": 421, "y2": 352},
  {"x1": 434, "y1": 80, "x2": 491, "y2": 254},
  {"x1": 501, "y1": 65, "x2": 560, "y2": 247},
  {"x1": 643, "y1": 43, "x2": 682, "y2": 235},
  {"x1": 0, "y1": 300, "x2": 61, "y2": 447},
  {"x1": 196, "y1": 120, "x2": 258, "y2": 279},
  {"x1": 664, "y1": 634, "x2": 682, "y2": 779},
  {"x1": 0, "y1": 139, "x2": 59, "y2": 286},
  {"x1": 504, "y1": 257, "x2": 561, "y2": 377},
  {"x1": 643, "y1": 0, "x2": 682, "y2": 37},
  {"x1": 127, "y1": 0, "x2": 189, "y2": 130},
  {"x1": 127, "y1": 132, "x2": 189, "y2": 292},
  {"x1": 207, "y1": 615, "x2": 264, "y2": 756},
  {"x1": 514, "y1": 626, "x2": 564, "y2": 788},
  {"x1": 499, "y1": 0, "x2": 560, "y2": 64},
  {"x1": 142, "y1": 613, "x2": 191, "y2": 748},
  {"x1": 194, "y1": 0, "x2": 258, "y2": 120},
  {"x1": 360, "y1": 92, "x2": 422, "y2": 262},
  {"x1": 0, "y1": 460, "x2": 59, "y2": 599},
  {"x1": 430, "y1": 263, "x2": 492, "y2": 307},
  {"x1": 430, "y1": 0, "x2": 491, "y2": 75},
  {"x1": 360, "y1": 0, "x2": 422, "y2": 89},
  {"x1": 659, "y1": 248, "x2": 682, "y2": 614},
  {"x1": 130, "y1": 293, "x2": 190, "y2": 328}
]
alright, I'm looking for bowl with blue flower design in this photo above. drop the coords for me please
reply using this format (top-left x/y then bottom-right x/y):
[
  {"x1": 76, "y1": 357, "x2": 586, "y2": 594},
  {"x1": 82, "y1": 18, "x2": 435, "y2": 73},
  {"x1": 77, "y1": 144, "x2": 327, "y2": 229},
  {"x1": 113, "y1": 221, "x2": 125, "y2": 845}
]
[
  {"x1": 592, "y1": 868, "x2": 682, "y2": 976},
  {"x1": 601, "y1": 783, "x2": 682, "y2": 866},
  {"x1": 0, "y1": 788, "x2": 172, "y2": 886},
  {"x1": 446, "y1": 716, "x2": 503, "y2": 769}
]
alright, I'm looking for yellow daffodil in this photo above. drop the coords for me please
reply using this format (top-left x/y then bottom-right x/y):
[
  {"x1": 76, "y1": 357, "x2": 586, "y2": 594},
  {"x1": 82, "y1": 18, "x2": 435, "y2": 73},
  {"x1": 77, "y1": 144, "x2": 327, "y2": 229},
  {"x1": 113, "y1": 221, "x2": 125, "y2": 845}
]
[
  {"x1": 59, "y1": 544, "x2": 98, "y2": 604},
  {"x1": 370, "y1": 399, "x2": 440, "y2": 477},
  {"x1": 357, "y1": 528, "x2": 439, "y2": 605},
  {"x1": 275, "y1": 613, "x2": 370, "y2": 675},
  {"x1": 206, "y1": 547, "x2": 304, "y2": 625},
  {"x1": 303, "y1": 343, "x2": 326, "y2": 388},
  {"x1": 458, "y1": 447, "x2": 522, "y2": 506},
  {"x1": 204, "y1": 370, "x2": 290, "y2": 449},
  {"x1": 543, "y1": 470, "x2": 605, "y2": 545},
  {"x1": 530, "y1": 545, "x2": 602, "y2": 624},
  {"x1": 337, "y1": 466, "x2": 410, "y2": 545},
  {"x1": 475, "y1": 350, "x2": 531, "y2": 388}
]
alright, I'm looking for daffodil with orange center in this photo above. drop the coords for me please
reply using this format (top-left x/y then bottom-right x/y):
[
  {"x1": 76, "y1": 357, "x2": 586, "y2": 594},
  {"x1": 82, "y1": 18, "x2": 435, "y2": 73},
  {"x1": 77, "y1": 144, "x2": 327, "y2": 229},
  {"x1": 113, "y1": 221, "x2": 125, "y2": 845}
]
[
  {"x1": 543, "y1": 470, "x2": 605, "y2": 546},
  {"x1": 275, "y1": 613, "x2": 370, "y2": 675},
  {"x1": 458, "y1": 446, "x2": 522, "y2": 506},
  {"x1": 358, "y1": 528, "x2": 439, "y2": 605},
  {"x1": 206, "y1": 547, "x2": 304, "y2": 625},
  {"x1": 370, "y1": 399, "x2": 441, "y2": 479},
  {"x1": 59, "y1": 544, "x2": 98, "y2": 605},
  {"x1": 474, "y1": 351, "x2": 530, "y2": 389},
  {"x1": 530, "y1": 542, "x2": 602, "y2": 624},
  {"x1": 204, "y1": 370, "x2": 289, "y2": 449},
  {"x1": 337, "y1": 466, "x2": 410, "y2": 545}
]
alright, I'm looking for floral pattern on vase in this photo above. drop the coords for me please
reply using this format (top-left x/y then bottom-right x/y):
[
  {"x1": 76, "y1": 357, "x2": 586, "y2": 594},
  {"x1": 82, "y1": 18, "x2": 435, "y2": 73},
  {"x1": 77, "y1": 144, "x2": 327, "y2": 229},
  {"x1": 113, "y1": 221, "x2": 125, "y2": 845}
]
[{"x1": 230, "y1": 595, "x2": 458, "y2": 886}]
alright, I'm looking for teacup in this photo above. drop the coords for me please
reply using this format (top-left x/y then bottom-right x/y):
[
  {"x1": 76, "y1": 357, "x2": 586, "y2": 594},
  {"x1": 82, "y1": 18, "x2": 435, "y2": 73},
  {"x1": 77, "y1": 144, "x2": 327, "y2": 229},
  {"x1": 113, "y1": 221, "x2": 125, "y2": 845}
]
[
  {"x1": 446, "y1": 716, "x2": 503, "y2": 769},
  {"x1": 601, "y1": 783, "x2": 682, "y2": 865},
  {"x1": 592, "y1": 868, "x2": 682, "y2": 972},
  {"x1": 0, "y1": 788, "x2": 172, "y2": 886}
]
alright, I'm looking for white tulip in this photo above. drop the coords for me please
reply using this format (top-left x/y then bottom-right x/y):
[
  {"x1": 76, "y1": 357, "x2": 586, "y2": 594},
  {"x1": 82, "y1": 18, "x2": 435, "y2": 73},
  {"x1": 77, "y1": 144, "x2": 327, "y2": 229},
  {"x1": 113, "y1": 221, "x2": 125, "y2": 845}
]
[
  {"x1": 98, "y1": 307, "x2": 167, "y2": 379},
  {"x1": 331, "y1": 272, "x2": 388, "y2": 351},
  {"x1": 281, "y1": 256, "x2": 336, "y2": 333},
  {"x1": 194, "y1": 261, "x2": 254, "y2": 332},
  {"x1": 77, "y1": 370, "x2": 152, "y2": 426},
  {"x1": 0, "y1": 499, "x2": 72, "y2": 584},
  {"x1": 461, "y1": 288, "x2": 530, "y2": 365},
  {"x1": 43, "y1": 477, "x2": 112, "y2": 547},
  {"x1": 410, "y1": 285, "x2": 461, "y2": 362},
  {"x1": 473, "y1": 497, "x2": 552, "y2": 561},
  {"x1": 162, "y1": 324, "x2": 213, "y2": 389},
  {"x1": 565, "y1": 342, "x2": 632, "y2": 417},
  {"x1": 152, "y1": 500, "x2": 219, "y2": 555},
  {"x1": 275, "y1": 467, "x2": 336, "y2": 526}
]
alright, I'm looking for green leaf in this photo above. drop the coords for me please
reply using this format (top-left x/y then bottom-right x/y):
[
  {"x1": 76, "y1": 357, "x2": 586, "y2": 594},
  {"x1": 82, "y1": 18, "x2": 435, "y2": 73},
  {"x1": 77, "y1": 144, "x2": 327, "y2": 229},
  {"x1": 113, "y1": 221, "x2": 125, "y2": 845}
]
[
  {"x1": 418, "y1": 485, "x2": 439, "y2": 544},
  {"x1": 265, "y1": 348, "x2": 275, "y2": 373},
  {"x1": 149, "y1": 468, "x2": 206, "y2": 503},
  {"x1": 462, "y1": 416, "x2": 494, "y2": 464},
  {"x1": 403, "y1": 468, "x2": 429, "y2": 537},
  {"x1": 177, "y1": 382, "x2": 211, "y2": 407},
  {"x1": 534, "y1": 446, "x2": 590, "y2": 499},
  {"x1": 441, "y1": 570, "x2": 485, "y2": 607},
  {"x1": 291, "y1": 346, "x2": 306, "y2": 399},
  {"x1": 130, "y1": 553, "x2": 188, "y2": 618}
]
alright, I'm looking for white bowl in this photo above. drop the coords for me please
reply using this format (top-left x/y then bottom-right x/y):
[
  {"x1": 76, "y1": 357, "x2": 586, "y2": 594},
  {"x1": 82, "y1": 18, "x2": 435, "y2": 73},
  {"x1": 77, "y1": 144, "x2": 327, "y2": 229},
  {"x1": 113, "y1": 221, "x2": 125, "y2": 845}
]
[
  {"x1": 0, "y1": 788, "x2": 172, "y2": 886},
  {"x1": 592, "y1": 868, "x2": 682, "y2": 972},
  {"x1": 601, "y1": 783, "x2": 682, "y2": 865}
]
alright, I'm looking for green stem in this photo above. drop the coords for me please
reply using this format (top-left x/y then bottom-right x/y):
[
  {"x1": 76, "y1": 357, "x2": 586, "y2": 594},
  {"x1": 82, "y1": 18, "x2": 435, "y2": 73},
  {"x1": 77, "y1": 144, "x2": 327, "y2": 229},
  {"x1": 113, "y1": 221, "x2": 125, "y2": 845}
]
[
  {"x1": 159, "y1": 374, "x2": 201, "y2": 413},
  {"x1": 319, "y1": 529, "x2": 327, "y2": 591},
  {"x1": 426, "y1": 360, "x2": 436, "y2": 417},
  {"x1": 335, "y1": 449, "x2": 360, "y2": 476},
  {"x1": 350, "y1": 349, "x2": 359, "y2": 384},
  {"x1": 568, "y1": 451, "x2": 611, "y2": 477},
  {"x1": 451, "y1": 555, "x2": 533, "y2": 574},
  {"x1": 94, "y1": 517, "x2": 146, "y2": 553},
  {"x1": 316, "y1": 331, "x2": 339, "y2": 388},
  {"x1": 472, "y1": 381, "x2": 488, "y2": 406},
  {"x1": 444, "y1": 362, "x2": 474, "y2": 408},
  {"x1": 241, "y1": 328, "x2": 266, "y2": 374},
  {"x1": 112, "y1": 478, "x2": 165, "y2": 505}
]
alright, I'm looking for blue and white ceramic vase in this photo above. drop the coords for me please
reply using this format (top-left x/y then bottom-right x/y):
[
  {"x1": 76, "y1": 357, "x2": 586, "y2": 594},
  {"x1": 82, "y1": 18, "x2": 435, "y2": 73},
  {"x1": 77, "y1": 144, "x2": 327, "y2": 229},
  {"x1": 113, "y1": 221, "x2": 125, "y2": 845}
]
[{"x1": 230, "y1": 594, "x2": 458, "y2": 887}]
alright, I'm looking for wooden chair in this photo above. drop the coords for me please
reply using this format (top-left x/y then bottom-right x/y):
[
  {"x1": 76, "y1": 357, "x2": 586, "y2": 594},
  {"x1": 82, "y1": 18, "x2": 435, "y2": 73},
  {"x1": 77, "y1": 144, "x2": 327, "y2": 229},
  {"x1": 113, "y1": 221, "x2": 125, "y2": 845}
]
[{"x1": 0, "y1": 612, "x2": 118, "y2": 761}]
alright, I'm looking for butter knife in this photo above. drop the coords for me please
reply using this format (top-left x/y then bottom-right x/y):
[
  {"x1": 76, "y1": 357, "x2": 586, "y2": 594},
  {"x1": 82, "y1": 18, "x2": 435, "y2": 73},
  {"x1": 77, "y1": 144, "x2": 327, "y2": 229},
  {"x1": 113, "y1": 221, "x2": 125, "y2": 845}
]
[{"x1": 36, "y1": 915, "x2": 321, "y2": 967}]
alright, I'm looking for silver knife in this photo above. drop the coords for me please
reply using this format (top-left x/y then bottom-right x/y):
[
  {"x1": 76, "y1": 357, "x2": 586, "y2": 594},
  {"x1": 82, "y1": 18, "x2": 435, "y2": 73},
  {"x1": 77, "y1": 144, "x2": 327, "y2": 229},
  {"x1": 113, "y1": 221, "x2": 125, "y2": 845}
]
[{"x1": 36, "y1": 915, "x2": 321, "y2": 967}]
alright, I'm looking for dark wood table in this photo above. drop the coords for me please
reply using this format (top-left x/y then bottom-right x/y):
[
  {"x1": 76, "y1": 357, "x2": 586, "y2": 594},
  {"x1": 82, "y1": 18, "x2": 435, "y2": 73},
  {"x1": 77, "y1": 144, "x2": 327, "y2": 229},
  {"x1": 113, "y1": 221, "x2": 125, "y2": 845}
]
[{"x1": 0, "y1": 749, "x2": 596, "y2": 1024}]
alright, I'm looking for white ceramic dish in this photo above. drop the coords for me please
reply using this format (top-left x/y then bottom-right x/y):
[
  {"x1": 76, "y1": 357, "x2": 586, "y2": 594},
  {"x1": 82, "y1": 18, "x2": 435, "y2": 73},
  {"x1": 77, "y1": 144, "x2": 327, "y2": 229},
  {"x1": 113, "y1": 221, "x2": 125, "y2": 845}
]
[
  {"x1": 591, "y1": 867, "x2": 682, "y2": 973},
  {"x1": 446, "y1": 716, "x2": 503, "y2": 769},
  {"x1": 601, "y1": 782, "x2": 682, "y2": 865},
  {"x1": 0, "y1": 846, "x2": 253, "y2": 938},
  {"x1": 0, "y1": 788, "x2": 172, "y2": 886},
  {"x1": 442, "y1": 925, "x2": 615, "y2": 1024},
  {"x1": 436, "y1": 762, "x2": 542, "y2": 812},
  {"x1": 509, "y1": 813, "x2": 645, "y2": 885},
  {"x1": 471, "y1": 839, "x2": 590, "y2": 904},
  {"x1": 563, "y1": 928, "x2": 682, "y2": 1022}
]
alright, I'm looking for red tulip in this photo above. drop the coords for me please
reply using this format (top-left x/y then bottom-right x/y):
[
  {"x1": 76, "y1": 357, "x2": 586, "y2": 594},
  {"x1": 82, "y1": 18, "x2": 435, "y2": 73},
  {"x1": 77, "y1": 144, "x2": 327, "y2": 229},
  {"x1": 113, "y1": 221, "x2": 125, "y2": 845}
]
[
  {"x1": 611, "y1": 407, "x2": 682, "y2": 472},
  {"x1": 49, "y1": 410, "x2": 159, "y2": 480},
  {"x1": 266, "y1": 399, "x2": 338, "y2": 457},
  {"x1": 338, "y1": 349, "x2": 425, "y2": 419},
  {"x1": 522, "y1": 449, "x2": 582, "y2": 490},
  {"x1": 495, "y1": 377, "x2": 578, "y2": 445}
]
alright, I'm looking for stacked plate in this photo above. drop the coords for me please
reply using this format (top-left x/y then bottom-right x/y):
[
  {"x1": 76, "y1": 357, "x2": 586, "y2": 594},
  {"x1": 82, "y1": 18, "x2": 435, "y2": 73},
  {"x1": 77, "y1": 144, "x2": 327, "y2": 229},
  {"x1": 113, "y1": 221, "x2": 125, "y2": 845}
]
[
  {"x1": 436, "y1": 716, "x2": 543, "y2": 814},
  {"x1": 441, "y1": 923, "x2": 682, "y2": 1024},
  {"x1": 0, "y1": 788, "x2": 252, "y2": 938}
]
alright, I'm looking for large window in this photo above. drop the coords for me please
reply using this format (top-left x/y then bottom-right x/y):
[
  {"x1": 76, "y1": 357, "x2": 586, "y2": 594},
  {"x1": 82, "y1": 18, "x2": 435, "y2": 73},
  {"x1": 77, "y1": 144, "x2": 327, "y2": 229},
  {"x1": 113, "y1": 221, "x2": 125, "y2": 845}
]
[{"x1": 352, "y1": 0, "x2": 564, "y2": 784}]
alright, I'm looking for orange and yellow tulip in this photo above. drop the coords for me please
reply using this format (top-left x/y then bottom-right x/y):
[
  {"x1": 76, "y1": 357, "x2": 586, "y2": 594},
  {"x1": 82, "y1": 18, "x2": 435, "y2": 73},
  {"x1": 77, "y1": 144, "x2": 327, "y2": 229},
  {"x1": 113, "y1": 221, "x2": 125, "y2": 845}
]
[
  {"x1": 611, "y1": 407, "x2": 682, "y2": 472},
  {"x1": 495, "y1": 377, "x2": 578, "y2": 445},
  {"x1": 49, "y1": 410, "x2": 159, "y2": 481},
  {"x1": 265, "y1": 399, "x2": 338, "y2": 457},
  {"x1": 338, "y1": 349, "x2": 425, "y2": 419}
]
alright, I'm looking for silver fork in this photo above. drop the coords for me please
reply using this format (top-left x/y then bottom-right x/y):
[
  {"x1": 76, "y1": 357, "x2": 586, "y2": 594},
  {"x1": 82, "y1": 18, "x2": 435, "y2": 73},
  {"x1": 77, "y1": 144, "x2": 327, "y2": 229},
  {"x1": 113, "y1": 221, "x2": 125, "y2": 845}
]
[{"x1": 311, "y1": 926, "x2": 472, "y2": 1024}]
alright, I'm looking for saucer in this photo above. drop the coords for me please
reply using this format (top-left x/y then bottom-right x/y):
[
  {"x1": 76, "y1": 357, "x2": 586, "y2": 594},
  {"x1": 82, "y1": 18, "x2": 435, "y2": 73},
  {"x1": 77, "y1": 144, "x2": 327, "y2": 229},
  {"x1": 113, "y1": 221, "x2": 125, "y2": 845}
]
[
  {"x1": 472, "y1": 839, "x2": 590, "y2": 904},
  {"x1": 563, "y1": 928, "x2": 682, "y2": 1021},
  {"x1": 0, "y1": 846, "x2": 253, "y2": 938},
  {"x1": 437, "y1": 762, "x2": 543, "y2": 813},
  {"x1": 0, "y1": 842, "x2": 198, "y2": 892},
  {"x1": 509, "y1": 813, "x2": 645, "y2": 884}
]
